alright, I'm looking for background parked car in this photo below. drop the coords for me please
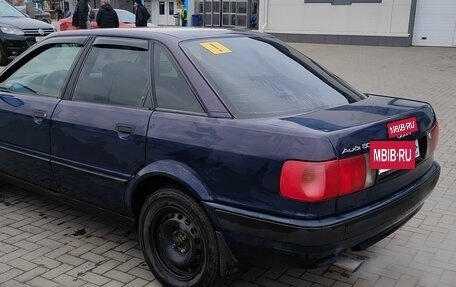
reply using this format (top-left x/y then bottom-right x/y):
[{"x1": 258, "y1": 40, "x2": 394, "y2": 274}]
[
  {"x1": 0, "y1": 0, "x2": 55, "y2": 65},
  {"x1": 16, "y1": 6, "x2": 52, "y2": 24},
  {"x1": 59, "y1": 8, "x2": 154, "y2": 30}
]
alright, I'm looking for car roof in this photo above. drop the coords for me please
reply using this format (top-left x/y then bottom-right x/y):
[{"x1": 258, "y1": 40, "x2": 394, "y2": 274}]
[{"x1": 51, "y1": 28, "x2": 265, "y2": 43}]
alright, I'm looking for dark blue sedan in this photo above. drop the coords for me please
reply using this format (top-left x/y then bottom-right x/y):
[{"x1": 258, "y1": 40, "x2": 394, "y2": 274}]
[{"x1": 0, "y1": 28, "x2": 440, "y2": 287}]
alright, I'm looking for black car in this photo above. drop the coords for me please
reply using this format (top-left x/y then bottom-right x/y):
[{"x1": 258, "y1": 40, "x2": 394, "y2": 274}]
[
  {"x1": 0, "y1": 0, "x2": 55, "y2": 65},
  {"x1": 17, "y1": 6, "x2": 52, "y2": 24},
  {"x1": 0, "y1": 28, "x2": 440, "y2": 287}
]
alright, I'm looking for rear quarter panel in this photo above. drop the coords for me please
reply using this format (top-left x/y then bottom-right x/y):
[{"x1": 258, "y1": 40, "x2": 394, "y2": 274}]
[{"x1": 145, "y1": 111, "x2": 337, "y2": 219}]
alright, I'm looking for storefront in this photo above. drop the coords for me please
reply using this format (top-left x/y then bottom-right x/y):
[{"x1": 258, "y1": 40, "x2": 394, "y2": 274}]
[{"x1": 194, "y1": 0, "x2": 258, "y2": 28}]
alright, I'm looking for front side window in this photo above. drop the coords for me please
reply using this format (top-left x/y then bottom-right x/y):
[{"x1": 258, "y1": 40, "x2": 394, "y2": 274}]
[
  {"x1": 72, "y1": 45, "x2": 149, "y2": 108},
  {"x1": 153, "y1": 45, "x2": 204, "y2": 113},
  {"x1": 181, "y1": 36, "x2": 365, "y2": 118},
  {"x1": 0, "y1": 44, "x2": 82, "y2": 97}
]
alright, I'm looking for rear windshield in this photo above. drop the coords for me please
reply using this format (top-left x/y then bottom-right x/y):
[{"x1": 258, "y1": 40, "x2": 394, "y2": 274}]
[{"x1": 180, "y1": 36, "x2": 365, "y2": 118}]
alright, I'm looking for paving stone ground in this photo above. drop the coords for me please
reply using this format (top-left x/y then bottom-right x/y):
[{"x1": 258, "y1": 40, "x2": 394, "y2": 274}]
[{"x1": 1, "y1": 43, "x2": 455, "y2": 287}]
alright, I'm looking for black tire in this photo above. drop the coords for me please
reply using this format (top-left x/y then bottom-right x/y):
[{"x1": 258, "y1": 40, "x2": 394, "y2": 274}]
[{"x1": 139, "y1": 187, "x2": 219, "y2": 287}]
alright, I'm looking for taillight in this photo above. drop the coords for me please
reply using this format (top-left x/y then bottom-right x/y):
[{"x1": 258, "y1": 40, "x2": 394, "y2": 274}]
[
  {"x1": 426, "y1": 122, "x2": 439, "y2": 157},
  {"x1": 280, "y1": 154, "x2": 375, "y2": 202},
  {"x1": 339, "y1": 154, "x2": 375, "y2": 196},
  {"x1": 280, "y1": 160, "x2": 340, "y2": 202}
]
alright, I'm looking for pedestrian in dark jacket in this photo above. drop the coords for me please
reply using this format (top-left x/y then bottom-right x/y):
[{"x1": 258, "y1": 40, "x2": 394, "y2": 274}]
[
  {"x1": 133, "y1": 0, "x2": 150, "y2": 27},
  {"x1": 56, "y1": 5, "x2": 63, "y2": 20},
  {"x1": 72, "y1": 0, "x2": 89, "y2": 29},
  {"x1": 96, "y1": 0, "x2": 119, "y2": 28}
]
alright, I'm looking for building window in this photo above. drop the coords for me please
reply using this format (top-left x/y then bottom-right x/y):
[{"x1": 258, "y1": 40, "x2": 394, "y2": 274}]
[
  {"x1": 159, "y1": 1, "x2": 165, "y2": 15},
  {"x1": 168, "y1": 2, "x2": 174, "y2": 15}
]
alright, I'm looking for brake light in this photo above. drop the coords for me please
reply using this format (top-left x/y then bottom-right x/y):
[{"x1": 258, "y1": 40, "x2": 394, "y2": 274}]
[
  {"x1": 339, "y1": 154, "x2": 375, "y2": 196},
  {"x1": 426, "y1": 122, "x2": 439, "y2": 157},
  {"x1": 280, "y1": 154, "x2": 375, "y2": 202}
]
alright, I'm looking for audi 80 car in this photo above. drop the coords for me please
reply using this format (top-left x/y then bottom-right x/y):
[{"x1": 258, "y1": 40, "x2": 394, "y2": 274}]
[
  {"x1": 0, "y1": 0, "x2": 55, "y2": 65},
  {"x1": 0, "y1": 28, "x2": 440, "y2": 287}
]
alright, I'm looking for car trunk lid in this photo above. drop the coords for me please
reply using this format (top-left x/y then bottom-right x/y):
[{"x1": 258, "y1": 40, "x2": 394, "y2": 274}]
[
  {"x1": 277, "y1": 95, "x2": 437, "y2": 213},
  {"x1": 280, "y1": 95, "x2": 435, "y2": 157}
]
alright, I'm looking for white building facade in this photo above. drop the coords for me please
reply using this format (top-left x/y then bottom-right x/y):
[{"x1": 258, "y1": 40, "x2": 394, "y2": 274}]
[
  {"x1": 258, "y1": 0, "x2": 456, "y2": 47},
  {"x1": 75, "y1": 0, "x2": 456, "y2": 46}
]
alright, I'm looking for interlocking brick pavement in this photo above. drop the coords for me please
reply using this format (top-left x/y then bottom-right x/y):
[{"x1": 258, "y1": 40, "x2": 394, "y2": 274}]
[{"x1": 1, "y1": 43, "x2": 455, "y2": 286}]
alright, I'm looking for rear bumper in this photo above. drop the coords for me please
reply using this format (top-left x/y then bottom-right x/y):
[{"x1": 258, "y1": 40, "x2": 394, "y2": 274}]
[{"x1": 205, "y1": 161, "x2": 440, "y2": 267}]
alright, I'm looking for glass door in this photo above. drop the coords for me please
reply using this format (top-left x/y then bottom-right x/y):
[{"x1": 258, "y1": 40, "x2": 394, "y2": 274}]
[
  {"x1": 204, "y1": 1, "x2": 212, "y2": 26},
  {"x1": 236, "y1": 0, "x2": 247, "y2": 28},
  {"x1": 168, "y1": 1, "x2": 175, "y2": 25},
  {"x1": 212, "y1": 1, "x2": 220, "y2": 26},
  {"x1": 205, "y1": 0, "x2": 248, "y2": 28},
  {"x1": 158, "y1": 1, "x2": 166, "y2": 25},
  {"x1": 158, "y1": 1, "x2": 177, "y2": 26}
]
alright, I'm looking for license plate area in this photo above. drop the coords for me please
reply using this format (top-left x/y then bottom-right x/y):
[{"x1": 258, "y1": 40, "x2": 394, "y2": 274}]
[{"x1": 378, "y1": 139, "x2": 421, "y2": 176}]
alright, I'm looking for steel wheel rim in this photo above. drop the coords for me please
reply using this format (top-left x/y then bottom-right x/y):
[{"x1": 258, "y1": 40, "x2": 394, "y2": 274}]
[{"x1": 151, "y1": 207, "x2": 205, "y2": 280}]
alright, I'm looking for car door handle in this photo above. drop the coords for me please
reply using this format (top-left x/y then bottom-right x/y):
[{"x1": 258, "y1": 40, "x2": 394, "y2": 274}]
[
  {"x1": 31, "y1": 109, "x2": 47, "y2": 124},
  {"x1": 116, "y1": 124, "x2": 134, "y2": 140}
]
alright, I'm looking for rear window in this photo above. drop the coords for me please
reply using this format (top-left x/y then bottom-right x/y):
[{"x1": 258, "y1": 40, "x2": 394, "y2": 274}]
[{"x1": 181, "y1": 36, "x2": 364, "y2": 118}]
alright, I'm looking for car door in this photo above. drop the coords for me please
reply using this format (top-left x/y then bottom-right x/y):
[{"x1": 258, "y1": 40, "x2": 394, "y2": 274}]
[
  {"x1": 0, "y1": 38, "x2": 86, "y2": 189},
  {"x1": 51, "y1": 37, "x2": 152, "y2": 211}
]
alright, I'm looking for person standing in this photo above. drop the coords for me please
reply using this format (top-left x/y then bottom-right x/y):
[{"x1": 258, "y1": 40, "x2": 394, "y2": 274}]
[
  {"x1": 180, "y1": 7, "x2": 187, "y2": 27},
  {"x1": 56, "y1": 5, "x2": 62, "y2": 21},
  {"x1": 96, "y1": 0, "x2": 119, "y2": 28},
  {"x1": 72, "y1": 0, "x2": 89, "y2": 29},
  {"x1": 134, "y1": 0, "x2": 150, "y2": 27}
]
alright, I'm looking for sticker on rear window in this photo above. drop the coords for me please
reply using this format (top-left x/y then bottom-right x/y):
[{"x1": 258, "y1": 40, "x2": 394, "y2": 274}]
[{"x1": 200, "y1": 42, "x2": 232, "y2": 55}]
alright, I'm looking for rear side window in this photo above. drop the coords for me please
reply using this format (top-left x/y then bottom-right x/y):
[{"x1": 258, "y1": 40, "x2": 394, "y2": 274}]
[
  {"x1": 153, "y1": 44, "x2": 204, "y2": 113},
  {"x1": 181, "y1": 37, "x2": 357, "y2": 118},
  {"x1": 72, "y1": 46, "x2": 149, "y2": 108}
]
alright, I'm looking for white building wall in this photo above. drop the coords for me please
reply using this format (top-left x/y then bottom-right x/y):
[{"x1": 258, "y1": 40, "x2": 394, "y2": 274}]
[{"x1": 259, "y1": 0, "x2": 413, "y2": 37}]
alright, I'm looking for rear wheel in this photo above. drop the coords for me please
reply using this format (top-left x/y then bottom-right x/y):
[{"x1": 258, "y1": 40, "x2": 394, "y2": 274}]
[{"x1": 139, "y1": 187, "x2": 219, "y2": 287}]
